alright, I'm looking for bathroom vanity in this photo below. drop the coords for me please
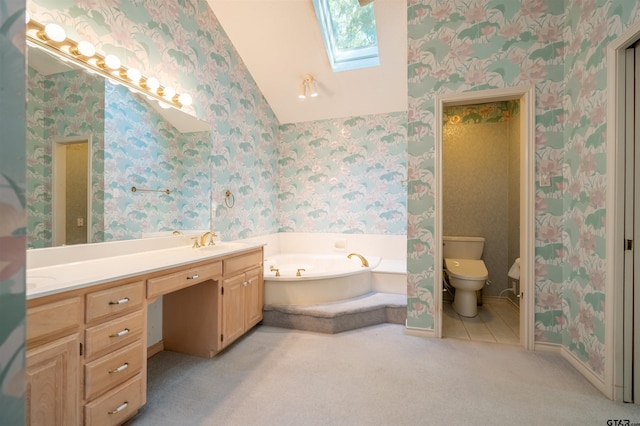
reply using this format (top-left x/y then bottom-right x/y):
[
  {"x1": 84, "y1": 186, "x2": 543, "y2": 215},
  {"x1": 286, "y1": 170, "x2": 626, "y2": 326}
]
[{"x1": 25, "y1": 242, "x2": 264, "y2": 426}]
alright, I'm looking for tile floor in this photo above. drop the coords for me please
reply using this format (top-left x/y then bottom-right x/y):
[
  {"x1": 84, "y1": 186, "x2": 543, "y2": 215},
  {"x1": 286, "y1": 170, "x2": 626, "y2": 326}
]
[{"x1": 443, "y1": 297, "x2": 520, "y2": 345}]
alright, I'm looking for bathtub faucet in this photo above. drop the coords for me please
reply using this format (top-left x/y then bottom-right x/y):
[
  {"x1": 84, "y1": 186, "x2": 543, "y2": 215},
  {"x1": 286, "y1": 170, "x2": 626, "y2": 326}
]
[{"x1": 347, "y1": 253, "x2": 369, "y2": 267}]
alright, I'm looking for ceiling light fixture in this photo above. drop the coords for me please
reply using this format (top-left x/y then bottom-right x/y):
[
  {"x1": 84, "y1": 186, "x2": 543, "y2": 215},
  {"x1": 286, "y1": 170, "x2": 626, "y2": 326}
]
[
  {"x1": 26, "y1": 18, "x2": 193, "y2": 110},
  {"x1": 298, "y1": 74, "x2": 318, "y2": 99}
]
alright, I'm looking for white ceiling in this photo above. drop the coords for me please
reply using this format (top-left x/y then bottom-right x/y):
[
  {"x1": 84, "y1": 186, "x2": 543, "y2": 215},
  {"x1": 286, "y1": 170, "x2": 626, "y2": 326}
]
[{"x1": 207, "y1": 0, "x2": 407, "y2": 124}]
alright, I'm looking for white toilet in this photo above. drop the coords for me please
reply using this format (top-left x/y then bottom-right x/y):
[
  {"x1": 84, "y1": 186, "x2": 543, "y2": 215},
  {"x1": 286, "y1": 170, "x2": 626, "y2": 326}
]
[{"x1": 443, "y1": 236, "x2": 488, "y2": 317}]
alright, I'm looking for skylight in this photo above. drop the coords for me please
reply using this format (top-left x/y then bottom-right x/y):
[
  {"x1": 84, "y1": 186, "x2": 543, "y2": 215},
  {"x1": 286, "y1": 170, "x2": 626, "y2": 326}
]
[{"x1": 312, "y1": 0, "x2": 380, "y2": 72}]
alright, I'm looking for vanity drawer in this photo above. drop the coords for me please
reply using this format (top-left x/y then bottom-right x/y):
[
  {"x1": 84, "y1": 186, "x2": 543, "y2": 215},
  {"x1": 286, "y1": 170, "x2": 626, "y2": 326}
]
[
  {"x1": 85, "y1": 340, "x2": 143, "y2": 400},
  {"x1": 84, "y1": 373, "x2": 143, "y2": 426},
  {"x1": 223, "y1": 249, "x2": 263, "y2": 276},
  {"x1": 85, "y1": 311, "x2": 144, "y2": 359},
  {"x1": 27, "y1": 297, "x2": 82, "y2": 344},
  {"x1": 86, "y1": 281, "x2": 145, "y2": 323},
  {"x1": 147, "y1": 261, "x2": 221, "y2": 299}
]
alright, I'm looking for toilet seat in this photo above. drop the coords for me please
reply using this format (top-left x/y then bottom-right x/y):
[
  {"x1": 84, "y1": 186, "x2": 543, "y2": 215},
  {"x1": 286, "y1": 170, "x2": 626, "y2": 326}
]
[{"x1": 444, "y1": 258, "x2": 488, "y2": 280}]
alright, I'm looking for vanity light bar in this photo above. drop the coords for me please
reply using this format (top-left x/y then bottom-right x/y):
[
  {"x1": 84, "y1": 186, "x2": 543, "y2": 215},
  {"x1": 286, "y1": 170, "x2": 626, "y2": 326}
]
[{"x1": 26, "y1": 19, "x2": 193, "y2": 109}]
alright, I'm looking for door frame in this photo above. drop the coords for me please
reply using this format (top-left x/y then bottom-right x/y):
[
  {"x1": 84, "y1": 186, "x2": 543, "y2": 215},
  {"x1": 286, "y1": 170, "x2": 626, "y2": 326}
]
[
  {"x1": 606, "y1": 20, "x2": 640, "y2": 403},
  {"x1": 51, "y1": 135, "x2": 93, "y2": 246},
  {"x1": 433, "y1": 85, "x2": 536, "y2": 350}
]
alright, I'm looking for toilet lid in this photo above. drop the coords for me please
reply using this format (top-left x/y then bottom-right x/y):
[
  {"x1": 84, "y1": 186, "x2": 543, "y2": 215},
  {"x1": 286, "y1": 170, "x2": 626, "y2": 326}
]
[{"x1": 444, "y1": 258, "x2": 488, "y2": 280}]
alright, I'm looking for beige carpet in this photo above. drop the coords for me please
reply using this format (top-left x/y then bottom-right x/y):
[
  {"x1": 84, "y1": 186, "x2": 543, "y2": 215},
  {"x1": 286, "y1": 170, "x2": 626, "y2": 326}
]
[{"x1": 126, "y1": 324, "x2": 639, "y2": 425}]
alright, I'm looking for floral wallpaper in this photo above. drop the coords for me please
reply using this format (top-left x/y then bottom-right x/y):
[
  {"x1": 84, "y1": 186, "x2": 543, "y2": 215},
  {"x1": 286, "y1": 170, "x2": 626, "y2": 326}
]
[
  {"x1": 558, "y1": 0, "x2": 640, "y2": 378},
  {"x1": 278, "y1": 112, "x2": 407, "y2": 235},
  {"x1": 443, "y1": 100, "x2": 518, "y2": 126},
  {"x1": 407, "y1": 0, "x2": 640, "y2": 379},
  {"x1": 30, "y1": 0, "x2": 281, "y2": 242},
  {"x1": 26, "y1": 67, "x2": 105, "y2": 248},
  {"x1": 104, "y1": 82, "x2": 210, "y2": 240},
  {"x1": 0, "y1": 0, "x2": 26, "y2": 423}
]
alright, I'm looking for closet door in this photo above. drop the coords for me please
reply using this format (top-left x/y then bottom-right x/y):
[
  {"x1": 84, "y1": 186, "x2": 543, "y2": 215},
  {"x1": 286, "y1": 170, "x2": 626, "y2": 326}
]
[{"x1": 623, "y1": 40, "x2": 640, "y2": 403}]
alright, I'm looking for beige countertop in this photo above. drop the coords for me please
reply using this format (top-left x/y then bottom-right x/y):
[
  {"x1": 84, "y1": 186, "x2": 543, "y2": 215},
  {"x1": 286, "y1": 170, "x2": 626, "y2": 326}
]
[{"x1": 26, "y1": 241, "x2": 264, "y2": 300}]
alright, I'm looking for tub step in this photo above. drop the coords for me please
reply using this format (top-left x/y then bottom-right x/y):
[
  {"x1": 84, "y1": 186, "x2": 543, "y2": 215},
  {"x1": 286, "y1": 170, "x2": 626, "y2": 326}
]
[{"x1": 262, "y1": 292, "x2": 407, "y2": 334}]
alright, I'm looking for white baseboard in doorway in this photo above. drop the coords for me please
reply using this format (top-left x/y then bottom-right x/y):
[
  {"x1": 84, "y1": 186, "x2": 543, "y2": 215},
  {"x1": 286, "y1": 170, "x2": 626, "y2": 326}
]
[
  {"x1": 534, "y1": 341, "x2": 610, "y2": 399},
  {"x1": 534, "y1": 341, "x2": 561, "y2": 354},
  {"x1": 561, "y1": 347, "x2": 610, "y2": 399},
  {"x1": 404, "y1": 324, "x2": 436, "y2": 338}
]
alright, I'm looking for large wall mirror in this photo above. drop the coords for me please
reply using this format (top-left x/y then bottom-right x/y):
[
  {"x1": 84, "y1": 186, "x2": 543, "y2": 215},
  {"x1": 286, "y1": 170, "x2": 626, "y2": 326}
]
[{"x1": 26, "y1": 45, "x2": 213, "y2": 249}]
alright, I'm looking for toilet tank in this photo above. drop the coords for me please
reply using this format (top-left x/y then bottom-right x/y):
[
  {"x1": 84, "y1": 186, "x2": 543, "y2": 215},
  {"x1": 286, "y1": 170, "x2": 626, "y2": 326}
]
[{"x1": 443, "y1": 236, "x2": 485, "y2": 259}]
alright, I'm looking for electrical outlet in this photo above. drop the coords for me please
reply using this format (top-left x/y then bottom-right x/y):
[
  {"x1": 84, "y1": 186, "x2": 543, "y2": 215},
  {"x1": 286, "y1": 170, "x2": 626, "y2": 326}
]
[{"x1": 77, "y1": 217, "x2": 84, "y2": 227}]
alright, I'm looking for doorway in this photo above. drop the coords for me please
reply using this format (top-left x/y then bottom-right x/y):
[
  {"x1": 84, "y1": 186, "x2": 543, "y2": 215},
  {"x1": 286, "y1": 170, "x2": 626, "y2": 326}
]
[
  {"x1": 622, "y1": 39, "x2": 640, "y2": 403},
  {"x1": 52, "y1": 137, "x2": 92, "y2": 246},
  {"x1": 434, "y1": 86, "x2": 536, "y2": 350},
  {"x1": 607, "y1": 20, "x2": 640, "y2": 403},
  {"x1": 441, "y1": 100, "x2": 521, "y2": 343}
]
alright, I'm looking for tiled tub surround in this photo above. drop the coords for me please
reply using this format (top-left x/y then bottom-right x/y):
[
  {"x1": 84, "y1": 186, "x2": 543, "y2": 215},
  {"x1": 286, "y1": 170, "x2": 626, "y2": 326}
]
[
  {"x1": 239, "y1": 232, "x2": 407, "y2": 294},
  {"x1": 240, "y1": 232, "x2": 408, "y2": 333}
]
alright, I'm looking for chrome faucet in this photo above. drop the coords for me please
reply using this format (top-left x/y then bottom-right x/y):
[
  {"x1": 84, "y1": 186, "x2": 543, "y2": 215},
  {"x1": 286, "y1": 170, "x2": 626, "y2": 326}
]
[{"x1": 347, "y1": 253, "x2": 369, "y2": 267}]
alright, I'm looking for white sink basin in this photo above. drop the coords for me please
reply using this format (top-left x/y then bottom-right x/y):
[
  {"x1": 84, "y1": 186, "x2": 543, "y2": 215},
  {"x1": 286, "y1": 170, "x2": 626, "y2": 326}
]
[
  {"x1": 196, "y1": 242, "x2": 249, "y2": 254},
  {"x1": 27, "y1": 276, "x2": 56, "y2": 290}
]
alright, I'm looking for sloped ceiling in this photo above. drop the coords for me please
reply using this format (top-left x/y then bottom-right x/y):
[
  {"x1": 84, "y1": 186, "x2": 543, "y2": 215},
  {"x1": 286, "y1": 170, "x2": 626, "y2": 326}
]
[{"x1": 207, "y1": 0, "x2": 407, "y2": 124}]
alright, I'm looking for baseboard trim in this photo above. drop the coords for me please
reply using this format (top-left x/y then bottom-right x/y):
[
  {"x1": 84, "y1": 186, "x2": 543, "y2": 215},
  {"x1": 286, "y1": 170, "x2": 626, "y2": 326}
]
[
  {"x1": 560, "y1": 346, "x2": 609, "y2": 398},
  {"x1": 533, "y1": 342, "x2": 610, "y2": 399},
  {"x1": 534, "y1": 341, "x2": 561, "y2": 353},
  {"x1": 147, "y1": 340, "x2": 164, "y2": 358},
  {"x1": 404, "y1": 325, "x2": 435, "y2": 338}
]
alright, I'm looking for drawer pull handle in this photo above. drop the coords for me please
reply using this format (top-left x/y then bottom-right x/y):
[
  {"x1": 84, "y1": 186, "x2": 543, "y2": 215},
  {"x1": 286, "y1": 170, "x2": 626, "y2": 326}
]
[
  {"x1": 109, "y1": 328, "x2": 130, "y2": 338},
  {"x1": 109, "y1": 297, "x2": 130, "y2": 305},
  {"x1": 109, "y1": 362, "x2": 129, "y2": 374},
  {"x1": 187, "y1": 273, "x2": 199, "y2": 280},
  {"x1": 108, "y1": 401, "x2": 128, "y2": 415}
]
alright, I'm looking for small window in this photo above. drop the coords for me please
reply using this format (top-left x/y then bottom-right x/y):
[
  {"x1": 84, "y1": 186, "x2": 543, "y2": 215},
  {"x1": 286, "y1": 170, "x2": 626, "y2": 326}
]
[{"x1": 312, "y1": 0, "x2": 380, "y2": 72}]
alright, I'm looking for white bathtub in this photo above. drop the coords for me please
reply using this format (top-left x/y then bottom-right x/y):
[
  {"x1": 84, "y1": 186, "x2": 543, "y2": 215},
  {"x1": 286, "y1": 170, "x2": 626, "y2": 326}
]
[{"x1": 264, "y1": 253, "x2": 381, "y2": 305}]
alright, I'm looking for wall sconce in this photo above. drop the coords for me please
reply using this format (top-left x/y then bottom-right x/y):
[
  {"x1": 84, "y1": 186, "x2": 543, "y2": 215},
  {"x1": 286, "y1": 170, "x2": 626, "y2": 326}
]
[
  {"x1": 298, "y1": 74, "x2": 318, "y2": 99},
  {"x1": 26, "y1": 18, "x2": 193, "y2": 110}
]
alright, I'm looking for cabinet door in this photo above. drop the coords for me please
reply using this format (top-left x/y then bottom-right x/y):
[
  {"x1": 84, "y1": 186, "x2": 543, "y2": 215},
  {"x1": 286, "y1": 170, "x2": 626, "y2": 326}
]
[
  {"x1": 221, "y1": 274, "x2": 245, "y2": 347},
  {"x1": 26, "y1": 334, "x2": 80, "y2": 426},
  {"x1": 244, "y1": 267, "x2": 263, "y2": 329}
]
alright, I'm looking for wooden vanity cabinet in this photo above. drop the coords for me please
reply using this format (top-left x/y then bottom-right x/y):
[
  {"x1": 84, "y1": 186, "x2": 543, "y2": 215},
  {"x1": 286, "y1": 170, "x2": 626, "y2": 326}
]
[
  {"x1": 26, "y1": 297, "x2": 82, "y2": 426},
  {"x1": 26, "y1": 279, "x2": 146, "y2": 426},
  {"x1": 219, "y1": 250, "x2": 264, "y2": 350},
  {"x1": 26, "y1": 245, "x2": 264, "y2": 425},
  {"x1": 83, "y1": 280, "x2": 146, "y2": 426},
  {"x1": 162, "y1": 248, "x2": 264, "y2": 356}
]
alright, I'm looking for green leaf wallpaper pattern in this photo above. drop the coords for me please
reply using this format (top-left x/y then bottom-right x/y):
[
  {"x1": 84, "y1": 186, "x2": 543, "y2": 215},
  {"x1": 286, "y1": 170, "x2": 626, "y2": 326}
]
[{"x1": 408, "y1": 0, "x2": 640, "y2": 380}]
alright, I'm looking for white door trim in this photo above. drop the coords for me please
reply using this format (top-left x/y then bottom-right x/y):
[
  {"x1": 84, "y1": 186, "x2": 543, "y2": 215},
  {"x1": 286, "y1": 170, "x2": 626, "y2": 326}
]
[
  {"x1": 606, "y1": 19, "x2": 640, "y2": 403},
  {"x1": 433, "y1": 85, "x2": 536, "y2": 350},
  {"x1": 51, "y1": 135, "x2": 93, "y2": 246}
]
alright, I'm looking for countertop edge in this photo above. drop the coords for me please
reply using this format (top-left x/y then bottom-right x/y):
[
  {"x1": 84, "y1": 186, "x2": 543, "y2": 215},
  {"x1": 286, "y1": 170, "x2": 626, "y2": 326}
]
[{"x1": 26, "y1": 242, "x2": 265, "y2": 300}]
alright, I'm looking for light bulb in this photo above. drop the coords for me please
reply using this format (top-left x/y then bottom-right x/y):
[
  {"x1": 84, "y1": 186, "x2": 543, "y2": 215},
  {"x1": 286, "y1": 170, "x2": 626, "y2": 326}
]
[
  {"x1": 146, "y1": 77, "x2": 160, "y2": 90},
  {"x1": 126, "y1": 67, "x2": 141, "y2": 82},
  {"x1": 158, "y1": 101, "x2": 171, "y2": 109},
  {"x1": 43, "y1": 23, "x2": 66, "y2": 42},
  {"x1": 298, "y1": 82, "x2": 306, "y2": 99},
  {"x1": 104, "y1": 54, "x2": 121, "y2": 70},
  {"x1": 309, "y1": 81, "x2": 318, "y2": 97},
  {"x1": 76, "y1": 40, "x2": 96, "y2": 57},
  {"x1": 162, "y1": 86, "x2": 176, "y2": 99},
  {"x1": 178, "y1": 93, "x2": 192, "y2": 106}
]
